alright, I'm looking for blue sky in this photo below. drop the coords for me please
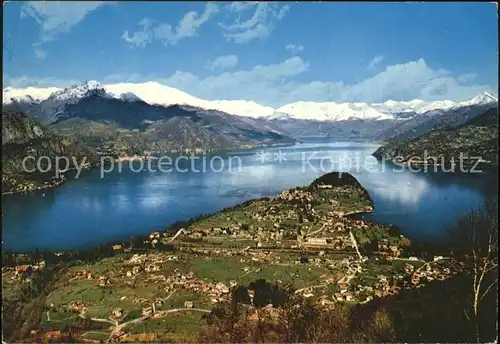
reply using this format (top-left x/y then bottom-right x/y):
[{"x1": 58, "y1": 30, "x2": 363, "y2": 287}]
[{"x1": 3, "y1": 1, "x2": 498, "y2": 107}]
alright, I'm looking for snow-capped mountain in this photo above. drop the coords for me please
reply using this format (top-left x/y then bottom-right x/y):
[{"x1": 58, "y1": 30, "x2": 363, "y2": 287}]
[
  {"x1": 105, "y1": 82, "x2": 205, "y2": 108},
  {"x1": 105, "y1": 82, "x2": 277, "y2": 118},
  {"x1": 202, "y1": 99, "x2": 276, "y2": 118},
  {"x1": 3, "y1": 80, "x2": 497, "y2": 122},
  {"x1": 458, "y1": 92, "x2": 498, "y2": 107},
  {"x1": 276, "y1": 101, "x2": 394, "y2": 121},
  {"x1": 3, "y1": 86, "x2": 61, "y2": 104},
  {"x1": 47, "y1": 80, "x2": 109, "y2": 102},
  {"x1": 371, "y1": 99, "x2": 457, "y2": 114}
]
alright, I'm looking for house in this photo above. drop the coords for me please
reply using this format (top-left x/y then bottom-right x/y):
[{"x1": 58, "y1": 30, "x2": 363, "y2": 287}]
[
  {"x1": 126, "y1": 270, "x2": 132, "y2": 277},
  {"x1": 96, "y1": 276, "x2": 109, "y2": 287},
  {"x1": 68, "y1": 301, "x2": 85, "y2": 313},
  {"x1": 321, "y1": 298, "x2": 335, "y2": 306},
  {"x1": 338, "y1": 282, "x2": 349, "y2": 293},
  {"x1": 344, "y1": 292, "x2": 355, "y2": 302},
  {"x1": 15, "y1": 265, "x2": 33, "y2": 279},
  {"x1": 433, "y1": 256, "x2": 444, "y2": 261},
  {"x1": 112, "y1": 308, "x2": 124, "y2": 318},
  {"x1": 112, "y1": 244, "x2": 122, "y2": 251},
  {"x1": 112, "y1": 330, "x2": 125, "y2": 339},
  {"x1": 219, "y1": 285, "x2": 230, "y2": 294},
  {"x1": 134, "y1": 297, "x2": 149, "y2": 304},
  {"x1": 44, "y1": 331, "x2": 61, "y2": 340},
  {"x1": 389, "y1": 246, "x2": 401, "y2": 257},
  {"x1": 248, "y1": 289, "x2": 255, "y2": 304},
  {"x1": 86, "y1": 272, "x2": 93, "y2": 280},
  {"x1": 305, "y1": 237, "x2": 328, "y2": 245},
  {"x1": 149, "y1": 232, "x2": 161, "y2": 239},
  {"x1": 142, "y1": 307, "x2": 153, "y2": 316},
  {"x1": 248, "y1": 311, "x2": 259, "y2": 321},
  {"x1": 404, "y1": 263, "x2": 414, "y2": 274},
  {"x1": 334, "y1": 293, "x2": 344, "y2": 302},
  {"x1": 378, "y1": 275, "x2": 388, "y2": 283},
  {"x1": 184, "y1": 301, "x2": 194, "y2": 308}
]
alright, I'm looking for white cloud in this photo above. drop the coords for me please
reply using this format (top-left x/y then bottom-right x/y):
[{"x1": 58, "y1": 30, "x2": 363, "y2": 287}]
[
  {"x1": 163, "y1": 56, "x2": 309, "y2": 104},
  {"x1": 123, "y1": 3, "x2": 219, "y2": 47},
  {"x1": 220, "y1": 2, "x2": 290, "y2": 43},
  {"x1": 34, "y1": 48, "x2": 47, "y2": 59},
  {"x1": 286, "y1": 44, "x2": 304, "y2": 55},
  {"x1": 21, "y1": 1, "x2": 110, "y2": 57},
  {"x1": 162, "y1": 58, "x2": 493, "y2": 106},
  {"x1": 5, "y1": 58, "x2": 493, "y2": 108},
  {"x1": 3, "y1": 75, "x2": 80, "y2": 88},
  {"x1": 366, "y1": 55, "x2": 384, "y2": 71},
  {"x1": 458, "y1": 73, "x2": 479, "y2": 83},
  {"x1": 206, "y1": 55, "x2": 238, "y2": 71},
  {"x1": 226, "y1": 1, "x2": 260, "y2": 12},
  {"x1": 122, "y1": 18, "x2": 155, "y2": 47}
]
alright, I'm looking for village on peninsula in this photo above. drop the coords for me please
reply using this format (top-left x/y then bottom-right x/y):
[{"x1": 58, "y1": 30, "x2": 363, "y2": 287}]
[{"x1": 2, "y1": 172, "x2": 466, "y2": 342}]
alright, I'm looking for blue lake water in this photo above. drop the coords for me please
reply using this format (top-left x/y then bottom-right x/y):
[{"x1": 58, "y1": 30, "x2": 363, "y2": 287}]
[{"x1": 1, "y1": 139, "x2": 495, "y2": 252}]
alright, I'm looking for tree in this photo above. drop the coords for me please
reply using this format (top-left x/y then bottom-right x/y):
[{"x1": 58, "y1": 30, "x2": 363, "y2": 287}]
[
  {"x1": 247, "y1": 279, "x2": 292, "y2": 308},
  {"x1": 450, "y1": 195, "x2": 498, "y2": 343},
  {"x1": 232, "y1": 286, "x2": 250, "y2": 304}
]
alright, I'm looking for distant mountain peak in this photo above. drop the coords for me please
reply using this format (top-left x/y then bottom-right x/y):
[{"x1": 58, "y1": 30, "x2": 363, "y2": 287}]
[
  {"x1": 477, "y1": 92, "x2": 497, "y2": 102},
  {"x1": 83, "y1": 80, "x2": 103, "y2": 89},
  {"x1": 49, "y1": 80, "x2": 108, "y2": 102}
]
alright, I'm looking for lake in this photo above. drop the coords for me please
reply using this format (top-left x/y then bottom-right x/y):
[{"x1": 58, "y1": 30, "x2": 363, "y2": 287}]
[{"x1": 1, "y1": 139, "x2": 495, "y2": 252}]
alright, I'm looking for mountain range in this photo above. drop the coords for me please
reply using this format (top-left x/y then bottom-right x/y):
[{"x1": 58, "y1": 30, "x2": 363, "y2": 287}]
[
  {"x1": 2, "y1": 81, "x2": 498, "y2": 152},
  {"x1": 4, "y1": 81, "x2": 497, "y2": 122},
  {"x1": 2, "y1": 82, "x2": 296, "y2": 157}
]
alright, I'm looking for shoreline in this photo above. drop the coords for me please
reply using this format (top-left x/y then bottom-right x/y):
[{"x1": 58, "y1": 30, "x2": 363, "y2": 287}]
[
  {"x1": 1, "y1": 141, "x2": 296, "y2": 197},
  {"x1": 2, "y1": 177, "x2": 66, "y2": 196},
  {"x1": 3, "y1": 172, "x2": 380, "y2": 254}
]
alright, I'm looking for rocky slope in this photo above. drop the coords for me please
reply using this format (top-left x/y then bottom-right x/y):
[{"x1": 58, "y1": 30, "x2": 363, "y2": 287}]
[
  {"x1": 2, "y1": 112, "x2": 99, "y2": 194},
  {"x1": 372, "y1": 107, "x2": 499, "y2": 169}
]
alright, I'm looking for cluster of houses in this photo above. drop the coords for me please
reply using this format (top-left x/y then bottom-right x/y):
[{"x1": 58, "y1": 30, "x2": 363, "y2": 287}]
[
  {"x1": 304, "y1": 234, "x2": 355, "y2": 250},
  {"x1": 410, "y1": 260, "x2": 458, "y2": 286},
  {"x1": 278, "y1": 189, "x2": 314, "y2": 203},
  {"x1": 72, "y1": 269, "x2": 93, "y2": 280},
  {"x1": 10, "y1": 261, "x2": 45, "y2": 280},
  {"x1": 290, "y1": 252, "x2": 461, "y2": 306},
  {"x1": 377, "y1": 239, "x2": 404, "y2": 258},
  {"x1": 161, "y1": 268, "x2": 234, "y2": 303}
]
